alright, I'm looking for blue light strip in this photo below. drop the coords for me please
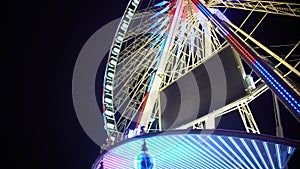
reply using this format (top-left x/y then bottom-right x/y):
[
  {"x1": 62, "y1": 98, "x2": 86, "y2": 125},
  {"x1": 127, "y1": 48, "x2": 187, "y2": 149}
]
[
  {"x1": 207, "y1": 136, "x2": 243, "y2": 168},
  {"x1": 191, "y1": 0, "x2": 300, "y2": 119},
  {"x1": 150, "y1": 31, "x2": 165, "y2": 49},
  {"x1": 147, "y1": 72, "x2": 156, "y2": 92},
  {"x1": 229, "y1": 137, "x2": 257, "y2": 169},
  {"x1": 288, "y1": 146, "x2": 294, "y2": 154},
  {"x1": 148, "y1": 18, "x2": 169, "y2": 42},
  {"x1": 96, "y1": 134, "x2": 298, "y2": 168},
  {"x1": 150, "y1": 5, "x2": 171, "y2": 19},
  {"x1": 154, "y1": 1, "x2": 169, "y2": 7},
  {"x1": 263, "y1": 141, "x2": 276, "y2": 169},
  {"x1": 187, "y1": 137, "x2": 223, "y2": 168},
  {"x1": 276, "y1": 144, "x2": 282, "y2": 169},
  {"x1": 217, "y1": 136, "x2": 251, "y2": 169},
  {"x1": 148, "y1": 17, "x2": 163, "y2": 31},
  {"x1": 240, "y1": 138, "x2": 263, "y2": 169},
  {"x1": 188, "y1": 136, "x2": 232, "y2": 168},
  {"x1": 194, "y1": 3, "x2": 229, "y2": 35},
  {"x1": 157, "y1": 138, "x2": 181, "y2": 168},
  {"x1": 182, "y1": 136, "x2": 224, "y2": 168},
  {"x1": 165, "y1": 137, "x2": 204, "y2": 168},
  {"x1": 196, "y1": 136, "x2": 234, "y2": 168},
  {"x1": 174, "y1": 136, "x2": 214, "y2": 168},
  {"x1": 197, "y1": 136, "x2": 238, "y2": 168},
  {"x1": 147, "y1": 136, "x2": 177, "y2": 168},
  {"x1": 194, "y1": 2, "x2": 211, "y2": 18},
  {"x1": 253, "y1": 61, "x2": 300, "y2": 114},
  {"x1": 251, "y1": 140, "x2": 269, "y2": 168}
]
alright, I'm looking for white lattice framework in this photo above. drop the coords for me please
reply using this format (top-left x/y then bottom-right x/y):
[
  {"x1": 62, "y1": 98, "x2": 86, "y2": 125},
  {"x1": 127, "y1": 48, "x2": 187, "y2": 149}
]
[{"x1": 101, "y1": 0, "x2": 300, "y2": 145}]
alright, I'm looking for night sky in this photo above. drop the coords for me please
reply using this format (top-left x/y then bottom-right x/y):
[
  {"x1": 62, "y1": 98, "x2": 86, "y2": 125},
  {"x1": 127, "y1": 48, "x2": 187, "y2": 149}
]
[{"x1": 4, "y1": 0, "x2": 300, "y2": 169}]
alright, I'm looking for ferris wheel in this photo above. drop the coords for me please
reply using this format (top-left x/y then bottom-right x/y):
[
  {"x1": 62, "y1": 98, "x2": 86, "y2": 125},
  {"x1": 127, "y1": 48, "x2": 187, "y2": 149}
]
[{"x1": 100, "y1": 0, "x2": 300, "y2": 146}]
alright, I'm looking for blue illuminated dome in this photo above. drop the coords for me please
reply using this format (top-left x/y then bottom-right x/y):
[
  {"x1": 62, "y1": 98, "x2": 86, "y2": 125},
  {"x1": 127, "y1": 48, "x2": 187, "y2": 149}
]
[{"x1": 92, "y1": 129, "x2": 300, "y2": 169}]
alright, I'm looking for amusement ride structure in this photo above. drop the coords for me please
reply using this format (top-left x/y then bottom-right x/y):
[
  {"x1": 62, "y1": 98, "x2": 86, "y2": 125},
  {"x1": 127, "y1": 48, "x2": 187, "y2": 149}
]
[{"x1": 94, "y1": 0, "x2": 300, "y2": 168}]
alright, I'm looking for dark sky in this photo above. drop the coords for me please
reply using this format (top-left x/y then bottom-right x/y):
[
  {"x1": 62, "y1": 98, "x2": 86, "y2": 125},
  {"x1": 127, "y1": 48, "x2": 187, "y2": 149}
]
[
  {"x1": 4, "y1": 0, "x2": 300, "y2": 169},
  {"x1": 4, "y1": 0, "x2": 127, "y2": 168}
]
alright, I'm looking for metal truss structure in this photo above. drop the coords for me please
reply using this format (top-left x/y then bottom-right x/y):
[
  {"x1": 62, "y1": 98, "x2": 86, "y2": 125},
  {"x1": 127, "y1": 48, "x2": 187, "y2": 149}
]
[
  {"x1": 208, "y1": 0, "x2": 300, "y2": 17},
  {"x1": 100, "y1": 0, "x2": 300, "y2": 146}
]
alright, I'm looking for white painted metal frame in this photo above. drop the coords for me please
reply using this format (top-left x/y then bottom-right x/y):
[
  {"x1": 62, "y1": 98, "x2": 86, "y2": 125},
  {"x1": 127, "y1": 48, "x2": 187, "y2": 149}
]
[{"x1": 103, "y1": 0, "x2": 300, "y2": 145}]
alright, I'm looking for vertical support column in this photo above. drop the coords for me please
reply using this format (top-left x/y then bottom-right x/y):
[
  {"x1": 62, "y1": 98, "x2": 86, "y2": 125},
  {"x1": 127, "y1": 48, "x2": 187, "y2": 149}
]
[
  {"x1": 204, "y1": 21, "x2": 212, "y2": 58},
  {"x1": 158, "y1": 94, "x2": 162, "y2": 131},
  {"x1": 191, "y1": 0, "x2": 300, "y2": 123},
  {"x1": 273, "y1": 93, "x2": 284, "y2": 137},
  {"x1": 205, "y1": 114, "x2": 216, "y2": 129},
  {"x1": 139, "y1": 0, "x2": 185, "y2": 128}
]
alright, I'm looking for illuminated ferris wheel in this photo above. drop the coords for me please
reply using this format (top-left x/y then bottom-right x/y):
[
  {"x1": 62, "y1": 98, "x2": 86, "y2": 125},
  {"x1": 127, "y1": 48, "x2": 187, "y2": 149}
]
[{"x1": 100, "y1": 0, "x2": 300, "y2": 146}]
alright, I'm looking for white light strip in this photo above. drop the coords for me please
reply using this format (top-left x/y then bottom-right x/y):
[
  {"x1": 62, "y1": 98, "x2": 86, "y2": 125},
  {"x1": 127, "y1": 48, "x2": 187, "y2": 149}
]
[
  {"x1": 200, "y1": 135, "x2": 239, "y2": 168},
  {"x1": 288, "y1": 146, "x2": 294, "y2": 154},
  {"x1": 263, "y1": 141, "x2": 276, "y2": 169},
  {"x1": 192, "y1": 136, "x2": 234, "y2": 168},
  {"x1": 207, "y1": 136, "x2": 243, "y2": 168},
  {"x1": 240, "y1": 138, "x2": 263, "y2": 169},
  {"x1": 217, "y1": 136, "x2": 250, "y2": 169},
  {"x1": 171, "y1": 136, "x2": 212, "y2": 168},
  {"x1": 164, "y1": 136, "x2": 203, "y2": 168},
  {"x1": 150, "y1": 5, "x2": 171, "y2": 19},
  {"x1": 155, "y1": 136, "x2": 185, "y2": 168},
  {"x1": 229, "y1": 137, "x2": 256, "y2": 169},
  {"x1": 147, "y1": 137, "x2": 177, "y2": 168},
  {"x1": 251, "y1": 140, "x2": 268, "y2": 168},
  {"x1": 185, "y1": 135, "x2": 226, "y2": 168},
  {"x1": 276, "y1": 144, "x2": 282, "y2": 169},
  {"x1": 148, "y1": 17, "x2": 164, "y2": 31}
]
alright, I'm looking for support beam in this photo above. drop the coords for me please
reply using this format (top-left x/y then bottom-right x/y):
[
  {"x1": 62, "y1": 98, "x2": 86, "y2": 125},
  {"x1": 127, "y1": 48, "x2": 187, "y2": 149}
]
[
  {"x1": 139, "y1": 0, "x2": 185, "y2": 128},
  {"x1": 238, "y1": 103, "x2": 260, "y2": 134},
  {"x1": 273, "y1": 93, "x2": 284, "y2": 138},
  {"x1": 209, "y1": 0, "x2": 300, "y2": 17},
  {"x1": 191, "y1": 0, "x2": 300, "y2": 123}
]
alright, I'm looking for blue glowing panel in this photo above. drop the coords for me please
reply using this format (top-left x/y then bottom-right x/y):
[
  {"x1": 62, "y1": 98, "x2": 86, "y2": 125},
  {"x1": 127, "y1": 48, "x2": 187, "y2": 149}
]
[{"x1": 92, "y1": 130, "x2": 300, "y2": 169}]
